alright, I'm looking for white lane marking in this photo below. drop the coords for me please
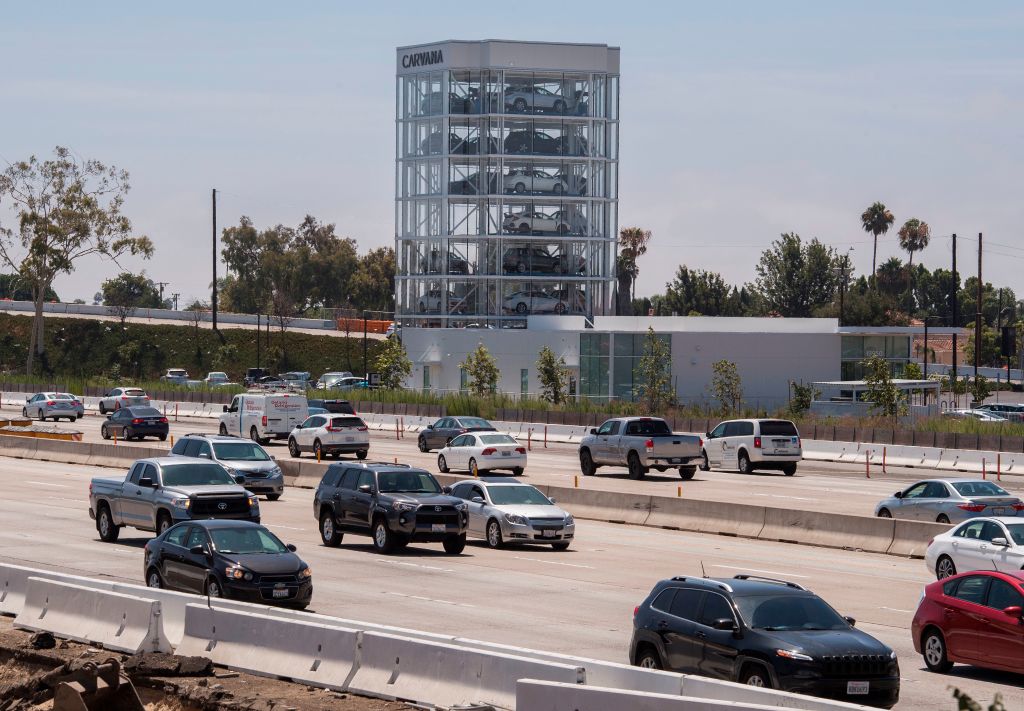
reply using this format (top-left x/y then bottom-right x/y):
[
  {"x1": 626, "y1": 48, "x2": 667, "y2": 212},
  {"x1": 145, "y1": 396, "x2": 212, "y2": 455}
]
[
  {"x1": 110, "y1": 549, "x2": 138, "y2": 555},
  {"x1": 387, "y1": 591, "x2": 474, "y2": 607},
  {"x1": 269, "y1": 525, "x2": 306, "y2": 531},
  {"x1": 25, "y1": 481, "x2": 69, "y2": 488},
  {"x1": 376, "y1": 560, "x2": 454, "y2": 573},
  {"x1": 881, "y1": 606, "x2": 914, "y2": 614},
  {"x1": 514, "y1": 556, "x2": 594, "y2": 569},
  {"x1": 709, "y1": 565, "x2": 809, "y2": 579},
  {"x1": 744, "y1": 493, "x2": 817, "y2": 502}
]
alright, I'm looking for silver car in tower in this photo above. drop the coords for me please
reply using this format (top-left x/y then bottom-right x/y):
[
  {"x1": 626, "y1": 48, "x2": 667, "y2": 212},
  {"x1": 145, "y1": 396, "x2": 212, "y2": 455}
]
[
  {"x1": 447, "y1": 479, "x2": 574, "y2": 550},
  {"x1": 874, "y1": 478, "x2": 1024, "y2": 524}
]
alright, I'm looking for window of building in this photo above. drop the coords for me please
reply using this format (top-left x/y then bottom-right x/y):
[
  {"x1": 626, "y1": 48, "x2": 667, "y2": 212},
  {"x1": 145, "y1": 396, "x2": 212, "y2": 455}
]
[{"x1": 521, "y1": 368, "x2": 529, "y2": 397}]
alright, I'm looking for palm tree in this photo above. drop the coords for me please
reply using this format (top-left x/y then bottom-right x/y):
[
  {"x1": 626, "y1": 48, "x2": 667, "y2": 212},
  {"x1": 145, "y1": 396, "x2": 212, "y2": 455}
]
[
  {"x1": 897, "y1": 218, "x2": 930, "y2": 267},
  {"x1": 860, "y1": 202, "x2": 895, "y2": 284},
  {"x1": 617, "y1": 227, "x2": 652, "y2": 315}
]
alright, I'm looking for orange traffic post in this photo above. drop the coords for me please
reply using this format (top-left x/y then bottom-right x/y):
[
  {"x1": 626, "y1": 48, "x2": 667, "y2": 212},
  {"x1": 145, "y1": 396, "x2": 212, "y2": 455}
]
[
  {"x1": 169, "y1": 434, "x2": 174, "y2": 447},
  {"x1": 677, "y1": 485, "x2": 682, "y2": 498},
  {"x1": 544, "y1": 425, "x2": 548, "y2": 449},
  {"x1": 998, "y1": 453, "x2": 1002, "y2": 481},
  {"x1": 527, "y1": 429, "x2": 532, "y2": 451},
  {"x1": 882, "y1": 446, "x2": 887, "y2": 475},
  {"x1": 982, "y1": 458, "x2": 987, "y2": 480},
  {"x1": 400, "y1": 417, "x2": 405, "y2": 439},
  {"x1": 317, "y1": 448, "x2": 321, "y2": 463},
  {"x1": 574, "y1": 475, "x2": 578, "y2": 488},
  {"x1": 174, "y1": 403, "x2": 179, "y2": 422},
  {"x1": 395, "y1": 419, "x2": 400, "y2": 440},
  {"x1": 113, "y1": 429, "x2": 117, "y2": 446},
  {"x1": 865, "y1": 450, "x2": 870, "y2": 478}
]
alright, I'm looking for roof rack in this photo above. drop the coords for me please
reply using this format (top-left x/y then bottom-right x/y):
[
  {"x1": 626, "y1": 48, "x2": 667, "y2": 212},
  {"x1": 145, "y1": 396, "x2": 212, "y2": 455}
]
[
  {"x1": 183, "y1": 432, "x2": 238, "y2": 438},
  {"x1": 670, "y1": 576, "x2": 733, "y2": 593},
  {"x1": 733, "y1": 574, "x2": 806, "y2": 591},
  {"x1": 346, "y1": 461, "x2": 412, "y2": 469}
]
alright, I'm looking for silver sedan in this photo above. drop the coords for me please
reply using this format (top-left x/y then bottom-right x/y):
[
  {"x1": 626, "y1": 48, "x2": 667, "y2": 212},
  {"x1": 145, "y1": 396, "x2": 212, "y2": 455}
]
[
  {"x1": 22, "y1": 392, "x2": 84, "y2": 421},
  {"x1": 448, "y1": 479, "x2": 574, "y2": 550},
  {"x1": 874, "y1": 478, "x2": 1023, "y2": 524}
]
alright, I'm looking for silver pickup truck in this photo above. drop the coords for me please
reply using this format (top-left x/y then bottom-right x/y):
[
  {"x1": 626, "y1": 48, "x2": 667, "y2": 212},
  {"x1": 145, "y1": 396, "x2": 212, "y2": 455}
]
[
  {"x1": 578, "y1": 417, "x2": 703, "y2": 480},
  {"x1": 89, "y1": 457, "x2": 260, "y2": 542}
]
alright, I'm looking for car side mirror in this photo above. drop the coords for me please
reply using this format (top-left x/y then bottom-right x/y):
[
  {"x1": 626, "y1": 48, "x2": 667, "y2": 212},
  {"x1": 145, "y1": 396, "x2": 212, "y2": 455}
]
[
  {"x1": 222, "y1": 405, "x2": 228, "y2": 412},
  {"x1": 1002, "y1": 605, "x2": 1022, "y2": 618},
  {"x1": 442, "y1": 486, "x2": 452, "y2": 494},
  {"x1": 992, "y1": 537, "x2": 1009, "y2": 547},
  {"x1": 472, "y1": 496, "x2": 484, "y2": 503},
  {"x1": 358, "y1": 484, "x2": 372, "y2": 494},
  {"x1": 589, "y1": 428, "x2": 597, "y2": 435},
  {"x1": 844, "y1": 616, "x2": 856, "y2": 627},
  {"x1": 286, "y1": 543, "x2": 297, "y2": 552},
  {"x1": 138, "y1": 476, "x2": 154, "y2": 488},
  {"x1": 705, "y1": 432, "x2": 711, "y2": 439},
  {"x1": 893, "y1": 491, "x2": 904, "y2": 499},
  {"x1": 189, "y1": 545, "x2": 205, "y2": 556},
  {"x1": 427, "y1": 424, "x2": 434, "y2": 429},
  {"x1": 25, "y1": 397, "x2": 30, "y2": 403},
  {"x1": 712, "y1": 618, "x2": 737, "y2": 631},
  {"x1": 234, "y1": 474, "x2": 246, "y2": 485},
  {"x1": 549, "y1": 498, "x2": 556, "y2": 504}
]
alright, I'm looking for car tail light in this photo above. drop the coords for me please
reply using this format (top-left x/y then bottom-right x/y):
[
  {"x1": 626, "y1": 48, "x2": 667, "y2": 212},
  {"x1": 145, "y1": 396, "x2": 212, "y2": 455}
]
[
  {"x1": 46, "y1": 400, "x2": 55, "y2": 406},
  {"x1": 326, "y1": 425, "x2": 340, "y2": 432},
  {"x1": 633, "y1": 605, "x2": 640, "y2": 617},
  {"x1": 754, "y1": 437, "x2": 762, "y2": 449},
  {"x1": 515, "y1": 447, "x2": 526, "y2": 454},
  {"x1": 262, "y1": 415, "x2": 267, "y2": 427},
  {"x1": 1013, "y1": 504, "x2": 1024, "y2": 512},
  {"x1": 645, "y1": 439, "x2": 654, "y2": 450},
  {"x1": 928, "y1": 538, "x2": 935, "y2": 547},
  {"x1": 698, "y1": 437, "x2": 703, "y2": 449},
  {"x1": 357, "y1": 426, "x2": 368, "y2": 431},
  {"x1": 796, "y1": 437, "x2": 802, "y2": 448},
  {"x1": 132, "y1": 418, "x2": 143, "y2": 425},
  {"x1": 958, "y1": 503, "x2": 986, "y2": 512},
  {"x1": 160, "y1": 417, "x2": 168, "y2": 424},
  {"x1": 121, "y1": 396, "x2": 128, "y2": 400},
  {"x1": 481, "y1": 447, "x2": 497, "y2": 456}
]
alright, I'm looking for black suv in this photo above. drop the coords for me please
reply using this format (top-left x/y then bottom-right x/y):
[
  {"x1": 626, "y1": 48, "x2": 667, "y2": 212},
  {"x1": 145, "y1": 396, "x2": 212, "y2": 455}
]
[
  {"x1": 314, "y1": 462, "x2": 469, "y2": 555},
  {"x1": 630, "y1": 575, "x2": 899, "y2": 709}
]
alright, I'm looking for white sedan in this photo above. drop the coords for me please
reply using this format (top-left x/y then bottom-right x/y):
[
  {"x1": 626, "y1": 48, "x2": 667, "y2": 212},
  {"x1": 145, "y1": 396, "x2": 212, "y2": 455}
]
[
  {"x1": 502, "y1": 290, "x2": 568, "y2": 315},
  {"x1": 437, "y1": 432, "x2": 527, "y2": 476},
  {"x1": 925, "y1": 516, "x2": 1024, "y2": 579}
]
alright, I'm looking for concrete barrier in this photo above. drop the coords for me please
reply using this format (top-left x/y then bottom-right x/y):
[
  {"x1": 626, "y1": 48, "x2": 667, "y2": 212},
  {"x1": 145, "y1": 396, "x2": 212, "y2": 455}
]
[
  {"x1": 887, "y1": 519, "x2": 950, "y2": 558},
  {"x1": 546, "y1": 485, "x2": 653, "y2": 525},
  {"x1": 759, "y1": 508, "x2": 895, "y2": 554},
  {"x1": 14, "y1": 577, "x2": 168, "y2": 653},
  {"x1": 646, "y1": 497, "x2": 766, "y2": 539},
  {"x1": 678, "y1": 675, "x2": 874, "y2": 710},
  {"x1": 0, "y1": 563, "x2": 117, "y2": 617},
  {"x1": 176, "y1": 604, "x2": 359, "y2": 691}
]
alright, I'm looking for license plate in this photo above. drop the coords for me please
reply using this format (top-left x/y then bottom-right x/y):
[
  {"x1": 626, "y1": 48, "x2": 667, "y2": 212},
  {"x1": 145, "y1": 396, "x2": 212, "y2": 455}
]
[
  {"x1": 431, "y1": 523, "x2": 446, "y2": 533},
  {"x1": 993, "y1": 507, "x2": 1006, "y2": 515},
  {"x1": 272, "y1": 588, "x2": 289, "y2": 599},
  {"x1": 847, "y1": 681, "x2": 869, "y2": 695},
  {"x1": 669, "y1": 458, "x2": 680, "y2": 464},
  {"x1": 542, "y1": 530, "x2": 556, "y2": 538},
  {"x1": 345, "y1": 436, "x2": 354, "y2": 442},
  {"x1": 501, "y1": 451, "x2": 511, "y2": 456}
]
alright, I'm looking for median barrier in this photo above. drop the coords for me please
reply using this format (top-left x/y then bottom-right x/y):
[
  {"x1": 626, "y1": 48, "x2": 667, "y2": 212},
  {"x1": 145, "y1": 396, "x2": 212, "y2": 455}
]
[
  {"x1": 646, "y1": 497, "x2": 766, "y2": 539},
  {"x1": 759, "y1": 508, "x2": 895, "y2": 554},
  {"x1": 678, "y1": 675, "x2": 873, "y2": 710},
  {"x1": 32, "y1": 436, "x2": 92, "y2": 465},
  {"x1": 0, "y1": 433, "x2": 39, "y2": 460},
  {"x1": 349, "y1": 630, "x2": 584, "y2": 709},
  {"x1": 887, "y1": 519, "x2": 949, "y2": 558},
  {"x1": 0, "y1": 563, "x2": 118, "y2": 617},
  {"x1": 176, "y1": 604, "x2": 360, "y2": 691},
  {"x1": 545, "y1": 485, "x2": 653, "y2": 525},
  {"x1": 15, "y1": 577, "x2": 169, "y2": 653}
]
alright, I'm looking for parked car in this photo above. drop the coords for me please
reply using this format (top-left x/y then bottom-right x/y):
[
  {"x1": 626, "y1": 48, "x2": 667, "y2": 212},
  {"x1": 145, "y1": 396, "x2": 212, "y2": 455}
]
[
  {"x1": 417, "y1": 416, "x2": 496, "y2": 452},
  {"x1": 244, "y1": 368, "x2": 271, "y2": 387},
  {"x1": 502, "y1": 290, "x2": 570, "y2": 315},
  {"x1": 975, "y1": 403, "x2": 1024, "y2": 421},
  {"x1": 385, "y1": 323, "x2": 401, "y2": 339},
  {"x1": 313, "y1": 462, "x2": 468, "y2": 554},
  {"x1": 420, "y1": 251, "x2": 470, "y2": 274},
  {"x1": 437, "y1": 432, "x2": 527, "y2": 476},
  {"x1": 333, "y1": 377, "x2": 369, "y2": 390},
  {"x1": 307, "y1": 399, "x2": 357, "y2": 415},
  {"x1": 911, "y1": 569, "x2": 1024, "y2": 675},
  {"x1": 502, "y1": 246, "x2": 581, "y2": 275},
  {"x1": 98, "y1": 387, "x2": 149, "y2": 414},
  {"x1": 288, "y1": 413, "x2": 369, "y2": 460},
  {"x1": 504, "y1": 129, "x2": 566, "y2": 155},
  {"x1": 503, "y1": 210, "x2": 572, "y2": 235},
  {"x1": 925, "y1": 516, "x2": 1024, "y2": 579},
  {"x1": 504, "y1": 84, "x2": 571, "y2": 114},
  {"x1": 160, "y1": 368, "x2": 190, "y2": 385},
  {"x1": 630, "y1": 575, "x2": 899, "y2": 708},
  {"x1": 170, "y1": 434, "x2": 284, "y2": 500},
  {"x1": 203, "y1": 372, "x2": 234, "y2": 387},
  {"x1": 701, "y1": 419, "x2": 802, "y2": 475},
  {"x1": 503, "y1": 168, "x2": 567, "y2": 195},
  {"x1": 89, "y1": 457, "x2": 259, "y2": 541},
  {"x1": 101, "y1": 406, "x2": 169, "y2": 441},
  {"x1": 280, "y1": 371, "x2": 312, "y2": 388},
  {"x1": 219, "y1": 392, "x2": 308, "y2": 444},
  {"x1": 22, "y1": 392, "x2": 84, "y2": 421},
  {"x1": 579, "y1": 417, "x2": 703, "y2": 480},
  {"x1": 144, "y1": 520, "x2": 311, "y2": 608},
  {"x1": 875, "y1": 479, "x2": 1023, "y2": 523},
  {"x1": 942, "y1": 408, "x2": 1007, "y2": 422},
  {"x1": 448, "y1": 479, "x2": 573, "y2": 549},
  {"x1": 315, "y1": 371, "x2": 355, "y2": 390},
  {"x1": 417, "y1": 289, "x2": 464, "y2": 313},
  {"x1": 449, "y1": 171, "x2": 497, "y2": 195}
]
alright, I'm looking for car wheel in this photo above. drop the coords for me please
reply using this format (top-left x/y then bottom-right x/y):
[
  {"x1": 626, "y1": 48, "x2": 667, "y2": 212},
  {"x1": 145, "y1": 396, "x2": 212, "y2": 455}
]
[
  {"x1": 699, "y1": 451, "x2": 710, "y2": 471},
  {"x1": 438, "y1": 454, "x2": 449, "y2": 473},
  {"x1": 516, "y1": 262, "x2": 527, "y2": 273},
  {"x1": 512, "y1": 467, "x2": 524, "y2": 476},
  {"x1": 469, "y1": 458, "x2": 479, "y2": 477},
  {"x1": 740, "y1": 664, "x2": 772, "y2": 688},
  {"x1": 219, "y1": 423, "x2": 228, "y2": 435},
  {"x1": 552, "y1": 541, "x2": 570, "y2": 551},
  {"x1": 553, "y1": 182, "x2": 564, "y2": 194},
  {"x1": 877, "y1": 508, "x2": 892, "y2": 518},
  {"x1": 356, "y1": 450, "x2": 368, "y2": 460},
  {"x1": 443, "y1": 533, "x2": 467, "y2": 555},
  {"x1": 936, "y1": 555, "x2": 957, "y2": 580},
  {"x1": 936, "y1": 514, "x2": 951, "y2": 524},
  {"x1": 101, "y1": 426, "x2": 110, "y2": 440},
  {"x1": 205, "y1": 578, "x2": 224, "y2": 599},
  {"x1": 635, "y1": 647, "x2": 662, "y2": 670},
  {"x1": 486, "y1": 519, "x2": 504, "y2": 549},
  {"x1": 580, "y1": 449, "x2": 597, "y2": 476},
  {"x1": 514, "y1": 182, "x2": 526, "y2": 193},
  {"x1": 627, "y1": 452, "x2": 646, "y2": 480},
  {"x1": 266, "y1": 494, "x2": 281, "y2": 502},
  {"x1": 553, "y1": 99, "x2": 566, "y2": 114},
  {"x1": 97, "y1": 505, "x2": 119, "y2": 542},
  {"x1": 249, "y1": 426, "x2": 262, "y2": 445},
  {"x1": 159, "y1": 434, "x2": 167, "y2": 442},
  {"x1": 38, "y1": 410, "x2": 46, "y2": 422},
  {"x1": 513, "y1": 98, "x2": 527, "y2": 112},
  {"x1": 518, "y1": 223, "x2": 531, "y2": 234},
  {"x1": 554, "y1": 302, "x2": 567, "y2": 314},
  {"x1": 288, "y1": 438, "x2": 301, "y2": 458},
  {"x1": 157, "y1": 513, "x2": 173, "y2": 536},
  {"x1": 320, "y1": 511, "x2": 342, "y2": 547},
  {"x1": 21, "y1": 408, "x2": 27, "y2": 417},
  {"x1": 678, "y1": 466, "x2": 696, "y2": 480},
  {"x1": 372, "y1": 518, "x2": 395, "y2": 554},
  {"x1": 923, "y1": 628, "x2": 953, "y2": 672},
  {"x1": 122, "y1": 427, "x2": 130, "y2": 441},
  {"x1": 782, "y1": 463, "x2": 797, "y2": 476},
  {"x1": 738, "y1": 451, "x2": 753, "y2": 474},
  {"x1": 146, "y1": 568, "x2": 163, "y2": 589},
  {"x1": 418, "y1": 436, "x2": 429, "y2": 453},
  {"x1": 418, "y1": 302, "x2": 427, "y2": 313},
  {"x1": 516, "y1": 302, "x2": 529, "y2": 314}
]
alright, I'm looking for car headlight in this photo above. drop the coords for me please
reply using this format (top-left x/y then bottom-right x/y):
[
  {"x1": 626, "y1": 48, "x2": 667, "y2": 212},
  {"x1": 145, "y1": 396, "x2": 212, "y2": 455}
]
[
  {"x1": 170, "y1": 497, "x2": 191, "y2": 509},
  {"x1": 225, "y1": 566, "x2": 252, "y2": 581},
  {"x1": 889, "y1": 650, "x2": 898, "y2": 660},
  {"x1": 504, "y1": 513, "x2": 528, "y2": 526},
  {"x1": 268, "y1": 466, "x2": 282, "y2": 476},
  {"x1": 248, "y1": 496, "x2": 259, "y2": 508},
  {"x1": 776, "y1": 649, "x2": 813, "y2": 662},
  {"x1": 455, "y1": 502, "x2": 469, "y2": 512},
  {"x1": 564, "y1": 514, "x2": 574, "y2": 525},
  {"x1": 393, "y1": 501, "x2": 417, "y2": 512},
  {"x1": 223, "y1": 466, "x2": 237, "y2": 477},
  {"x1": 299, "y1": 567, "x2": 312, "y2": 579}
]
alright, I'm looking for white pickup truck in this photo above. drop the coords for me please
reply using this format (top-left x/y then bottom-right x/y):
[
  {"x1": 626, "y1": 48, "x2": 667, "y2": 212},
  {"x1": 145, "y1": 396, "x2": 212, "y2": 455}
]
[{"x1": 578, "y1": 416, "x2": 703, "y2": 480}]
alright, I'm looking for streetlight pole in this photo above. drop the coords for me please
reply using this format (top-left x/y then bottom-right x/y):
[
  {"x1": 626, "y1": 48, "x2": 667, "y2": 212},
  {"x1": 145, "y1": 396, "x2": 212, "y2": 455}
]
[{"x1": 922, "y1": 315, "x2": 939, "y2": 405}]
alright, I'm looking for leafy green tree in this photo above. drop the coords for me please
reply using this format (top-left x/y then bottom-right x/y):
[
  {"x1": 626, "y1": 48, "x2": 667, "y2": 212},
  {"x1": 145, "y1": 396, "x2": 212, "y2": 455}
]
[
  {"x1": 897, "y1": 218, "x2": 930, "y2": 267},
  {"x1": 875, "y1": 257, "x2": 909, "y2": 299},
  {"x1": 350, "y1": 247, "x2": 397, "y2": 313},
  {"x1": 970, "y1": 374, "x2": 993, "y2": 405},
  {"x1": 754, "y1": 233, "x2": 841, "y2": 317},
  {"x1": 860, "y1": 201, "x2": 895, "y2": 283},
  {"x1": 903, "y1": 361, "x2": 923, "y2": 380},
  {"x1": 0, "y1": 273, "x2": 58, "y2": 301},
  {"x1": 862, "y1": 354, "x2": 906, "y2": 419},
  {"x1": 536, "y1": 346, "x2": 569, "y2": 404},
  {"x1": 965, "y1": 322, "x2": 1001, "y2": 367},
  {"x1": 633, "y1": 327, "x2": 675, "y2": 412},
  {"x1": 373, "y1": 335, "x2": 412, "y2": 389},
  {"x1": 461, "y1": 343, "x2": 499, "y2": 396},
  {"x1": 710, "y1": 359, "x2": 743, "y2": 415},
  {"x1": 663, "y1": 265, "x2": 741, "y2": 316},
  {"x1": 0, "y1": 147, "x2": 153, "y2": 374},
  {"x1": 210, "y1": 343, "x2": 239, "y2": 372},
  {"x1": 788, "y1": 382, "x2": 820, "y2": 417},
  {"x1": 101, "y1": 271, "x2": 164, "y2": 323},
  {"x1": 616, "y1": 227, "x2": 651, "y2": 315}
]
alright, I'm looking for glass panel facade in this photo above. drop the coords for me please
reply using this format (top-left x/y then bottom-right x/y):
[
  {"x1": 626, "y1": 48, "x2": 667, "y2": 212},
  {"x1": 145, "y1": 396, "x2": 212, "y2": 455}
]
[
  {"x1": 580, "y1": 332, "x2": 670, "y2": 402},
  {"x1": 396, "y1": 46, "x2": 619, "y2": 327},
  {"x1": 840, "y1": 335, "x2": 912, "y2": 380}
]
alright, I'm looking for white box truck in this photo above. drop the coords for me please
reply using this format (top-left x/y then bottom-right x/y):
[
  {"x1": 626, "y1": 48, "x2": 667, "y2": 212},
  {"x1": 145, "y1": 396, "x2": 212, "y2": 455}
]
[{"x1": 219, "y1": 392, "x2": 309, "y2": 444}]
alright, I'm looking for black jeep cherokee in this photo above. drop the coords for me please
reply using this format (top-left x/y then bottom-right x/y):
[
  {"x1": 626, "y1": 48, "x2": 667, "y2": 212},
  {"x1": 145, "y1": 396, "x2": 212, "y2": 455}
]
[
  {"x1": 314, "y1": 462, "x2": 469, "y2": 554},
  {"x1": 630, "y1": 575, "x2": 900, "y2": 709}
]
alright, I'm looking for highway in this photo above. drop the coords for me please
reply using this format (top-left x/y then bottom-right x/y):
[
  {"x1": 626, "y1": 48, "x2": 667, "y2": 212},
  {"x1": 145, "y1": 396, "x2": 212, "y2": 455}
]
[{"x1": 2, "y1": 455, "x2": 1021, "y2": 709}]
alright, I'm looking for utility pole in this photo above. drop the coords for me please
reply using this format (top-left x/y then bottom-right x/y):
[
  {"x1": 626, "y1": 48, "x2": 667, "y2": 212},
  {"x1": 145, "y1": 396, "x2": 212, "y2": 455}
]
[
  {"x1": 951, "y1": 233, "x2": 958, "y2": 385},
  {"x1": 155, "y1": 281, "x2": 169, "y2": 305},
  {"x1": 171, "y1": 292, "x2": 180, "y2": 311},
  {"x1": 212, "y1": 188, "x2": 218, "y2": 331},
  {"x1": 975, "y1": 232, "x2": 983, "y2": 384}
]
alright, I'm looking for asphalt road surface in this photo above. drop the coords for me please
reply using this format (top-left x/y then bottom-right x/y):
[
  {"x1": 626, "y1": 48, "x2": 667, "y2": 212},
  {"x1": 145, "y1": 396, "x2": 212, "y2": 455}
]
[{"x1": 1, "y1": 455, "x2": 1021, "y2": 709}]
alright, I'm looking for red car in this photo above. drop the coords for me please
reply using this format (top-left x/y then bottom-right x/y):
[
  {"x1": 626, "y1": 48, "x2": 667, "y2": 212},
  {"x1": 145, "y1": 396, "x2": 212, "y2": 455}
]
[{"x1": 912, "y1": 570, "x2": 1024, "y2": 674}]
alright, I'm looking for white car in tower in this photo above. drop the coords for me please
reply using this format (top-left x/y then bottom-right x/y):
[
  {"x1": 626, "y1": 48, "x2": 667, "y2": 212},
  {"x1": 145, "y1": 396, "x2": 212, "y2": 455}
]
[
  {"x1": 502, "y1": 290, "x2": 569, "y2": 315},
  {"x1": 437, "y1": 432, "x2": 527, "y2": 476},
  {"x1": 925, "y1": 517, "x2": 1024, "y2": 579},
  {"x1": 503, "y1": 169, "x2": 567, "y2": 195},
  {"x1": 502, "y1": 210, "x2": 573, "y2": 235}
]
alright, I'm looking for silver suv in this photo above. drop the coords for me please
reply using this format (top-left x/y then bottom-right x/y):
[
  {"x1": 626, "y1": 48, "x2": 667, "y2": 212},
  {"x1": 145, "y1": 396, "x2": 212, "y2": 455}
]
[{"x1": 170, "y1": 434, "x2": 285, "y2": 500}]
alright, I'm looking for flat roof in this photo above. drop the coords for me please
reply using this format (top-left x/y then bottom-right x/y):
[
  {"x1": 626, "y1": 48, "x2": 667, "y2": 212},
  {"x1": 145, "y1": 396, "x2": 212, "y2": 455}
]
[
  {"x1": 397, "y1": 40, "x2": 619, "y2": 75},
  {"x1": 812, "y1": 379, "x2": 940, "y2": 387}
]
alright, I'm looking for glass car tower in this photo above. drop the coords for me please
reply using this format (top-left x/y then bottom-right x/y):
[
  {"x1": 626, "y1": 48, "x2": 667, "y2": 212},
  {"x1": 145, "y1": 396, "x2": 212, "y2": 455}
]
[{"x1": 395, "y1": 40, "x2": 620, "y2": 327}]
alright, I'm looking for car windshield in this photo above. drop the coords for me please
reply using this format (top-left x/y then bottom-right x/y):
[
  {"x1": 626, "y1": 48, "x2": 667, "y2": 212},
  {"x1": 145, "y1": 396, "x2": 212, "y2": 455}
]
[
  {"x1": 213, "y1": 442, "x2": 271, "y2": 462},
  {"x1": 488, "y1": 486, "x2": 551, "y2": 506},
  {"x1": 331, "y1": 417, "x2": 365, "y2": 428},
  {"x1": 124, "y1": 389, "x2": 146, "y2": 397},
  {"x1": 760, "y1": 421, "x2": 799, "y2": 436},
  {"x1": 479, "y1": 434, "x2": 517, "y2": 445},
  {"x1": 161, "y1": 463, "x2": 236, "y2": 487},
  {"x1": 1006, "y1": 524, "x2": 1024, "y2": 546},
  {"x1": 211, "y1": 527, "x2": 287, "y2": 555},
  {"x1": 129, "y1": 407, "x2": 162, "y2": 417},
  {"x1": 734, "y1": 594, "x2": 850, "y2": 631},
  {"x1": 625, "y1": 419, "x2": 671, "y2": 436},
  {"x1": 377, "y1": 470, "x2": 441, "y2": 494},
  {"x1": 55, "y1": 393, "x2": 77, "y2": 400},
  {"x1": 458, "y1": 417, "x2": 492, "y2": 429},
  {"x1": 951, "y1": 481, "x2": 1010, "y2": 496}
]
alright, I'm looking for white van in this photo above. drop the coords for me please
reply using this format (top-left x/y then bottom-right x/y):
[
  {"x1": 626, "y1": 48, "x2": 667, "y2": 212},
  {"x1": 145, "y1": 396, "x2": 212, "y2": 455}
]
[
  {"x1": 219, "y1": 392, "x2": 309, "y2": 445},
  {"x1": 700, "y1": 418, "x2": 802, "y2": 476}
]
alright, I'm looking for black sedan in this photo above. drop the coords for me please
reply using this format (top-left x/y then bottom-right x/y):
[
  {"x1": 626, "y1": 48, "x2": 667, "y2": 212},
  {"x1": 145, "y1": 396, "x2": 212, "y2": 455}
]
[
  {"x1": 417, "y1": 416, "x2": 496, "y2": 452},
  {"x1": 144, "y1": 519, "x2": 312, "y2": 608},
  {"x1": 101, "y1": 406, "x2": 169, "y2": 441}
]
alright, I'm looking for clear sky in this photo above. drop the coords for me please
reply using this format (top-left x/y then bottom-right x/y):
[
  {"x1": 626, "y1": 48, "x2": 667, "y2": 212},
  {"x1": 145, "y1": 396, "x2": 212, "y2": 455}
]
[{"x1": 1, "y1": 1, "x2": 1022, "y2": 304}]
